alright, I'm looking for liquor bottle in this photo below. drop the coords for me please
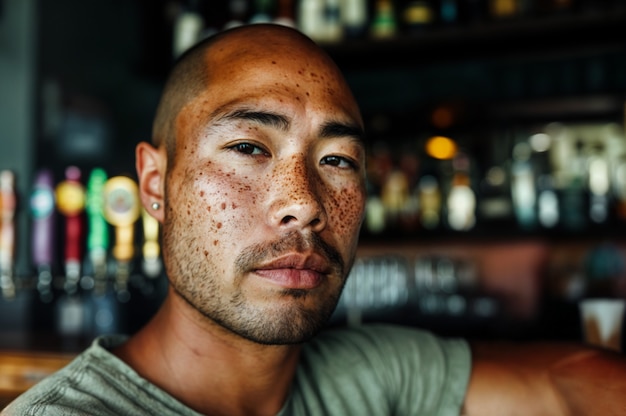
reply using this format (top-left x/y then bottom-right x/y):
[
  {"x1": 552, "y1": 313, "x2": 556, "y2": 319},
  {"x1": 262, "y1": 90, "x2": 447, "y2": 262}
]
[
  {"x1": 510, "y1": 141, "x2": 537, "y2": 230},
  {"x1": 298, "y1": 0, "x2": 327, "y2": 41},
  {"x1": 370, "y1": 0, "x2": 397, "y2": 39},
  {"x1": 418, "y1": 175, "x2": 442, "y2": 229},
  {"x1": 324, "y1": 0, "x2": 343, "y2": 42},
  {"x1": 172, "y1": 0, "x2": 205, "y2": 58},
  {"x1": 488, "y1": 0, "x2": 519, "y2": 20},
  {"x1": 439, "y1": 0, "x2": 459, "y2": 26},
  {"x1": 446, "y1": 153, "x2": 476, "y2": 231},
  {"x1": 381, "y1": 169, "x2": 410, "y2": 230},
  {"x1": 403, "y1": 1, "x2": 435, "y2": 34},
  {"x1": 559, "y1": 138, "x2": 588, "y2": 232},
  {"x1": 342, "y1": 0, "x2": 368, "y2": 39},
  {"x1": 587, "y1": 143, "x2": 610, "y2": 225},
  {"x1": 528, "y1": 132, "x2": 559, "y2": 229}
]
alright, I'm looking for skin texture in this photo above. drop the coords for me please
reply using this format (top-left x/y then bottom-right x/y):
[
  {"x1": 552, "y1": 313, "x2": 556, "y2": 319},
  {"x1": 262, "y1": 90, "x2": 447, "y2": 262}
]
[{"x1": 114, "y1": 23, "x2": 626, "y2": 416}]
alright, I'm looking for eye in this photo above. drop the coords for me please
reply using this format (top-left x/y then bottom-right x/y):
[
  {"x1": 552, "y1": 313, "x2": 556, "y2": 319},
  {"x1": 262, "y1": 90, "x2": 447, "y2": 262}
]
[
  {"x1": 320, "y1": 155, "x2": 358, "y2": 170},
  {"x1": 229, "y1": 142, "x2": 270, "y2": 157}
]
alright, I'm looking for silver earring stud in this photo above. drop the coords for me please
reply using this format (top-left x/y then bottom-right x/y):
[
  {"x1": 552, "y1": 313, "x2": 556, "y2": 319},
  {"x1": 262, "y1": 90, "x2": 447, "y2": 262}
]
[{"x1": 151, "y1": 202, "x2": 161, "y2": 210}]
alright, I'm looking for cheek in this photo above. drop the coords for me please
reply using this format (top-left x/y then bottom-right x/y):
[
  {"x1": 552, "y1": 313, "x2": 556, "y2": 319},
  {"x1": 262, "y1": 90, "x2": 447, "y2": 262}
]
[
  {"x1": 325, "y1": 184, "x2": 366, "y2": 237},
  {"x1": 179, "y1": 166, "x2": 261, "y2": 245}
]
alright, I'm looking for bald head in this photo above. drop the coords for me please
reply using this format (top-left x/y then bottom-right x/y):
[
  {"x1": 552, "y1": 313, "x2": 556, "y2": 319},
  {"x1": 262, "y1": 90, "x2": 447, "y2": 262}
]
[{"x1": 151, "y1": 24, "x2": 356, "y2": 160}]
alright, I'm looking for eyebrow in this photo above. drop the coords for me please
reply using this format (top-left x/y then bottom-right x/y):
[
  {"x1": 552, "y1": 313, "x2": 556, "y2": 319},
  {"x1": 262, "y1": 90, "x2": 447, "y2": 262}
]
[
  {"x1": 319, "y1": 121, "x2": 364, "y2": 143},
  {"x1": 213, "y1": 108, "x2": 364, "y2": 143},
  {"x1": 216, "y1": 109, "x2": 290, "y2": 131}
]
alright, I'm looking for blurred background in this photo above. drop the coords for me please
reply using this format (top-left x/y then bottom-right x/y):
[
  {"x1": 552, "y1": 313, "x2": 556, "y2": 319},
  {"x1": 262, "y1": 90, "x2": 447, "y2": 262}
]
[{"x1": 0, "y1": 0, "x2": 625, "y2": 404}]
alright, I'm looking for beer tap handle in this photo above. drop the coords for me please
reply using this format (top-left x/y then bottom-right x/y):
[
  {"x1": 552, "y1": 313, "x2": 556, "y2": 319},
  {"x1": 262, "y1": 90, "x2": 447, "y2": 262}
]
[
  {"x1": 86, "y1": 168, "x2": 109, "y2": 295},
  {"x1": 103, "y1": 176, "x2": 140, "y2": 302},
  {"x1": 0, "y1": 170, "x2": 17, "y2": 299},
  {"x1": 141, "y1": 208, "x2": 161, "y2": 279},
  {"x1": 30, "y1": 169, "x2": 56, "y2": 302},
  {"x1": 55, "y1": 166, "x2": 86, "y2": 295}
]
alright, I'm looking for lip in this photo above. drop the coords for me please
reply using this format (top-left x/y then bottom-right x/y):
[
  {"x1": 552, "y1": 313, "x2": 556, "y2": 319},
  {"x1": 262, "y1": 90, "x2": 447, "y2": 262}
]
[{"x1": 253, "y1": 253, "x2": 331, "y2": 290}]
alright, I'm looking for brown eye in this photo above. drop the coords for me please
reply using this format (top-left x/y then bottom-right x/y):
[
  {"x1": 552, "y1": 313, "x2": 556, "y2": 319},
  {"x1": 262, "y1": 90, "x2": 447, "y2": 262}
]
[
  {"x1": 230, "y1": 143, "x2": 269, "y2": 156},
  {"x1": 321, "y1": 155, "x2": 358, "y2": 170}
]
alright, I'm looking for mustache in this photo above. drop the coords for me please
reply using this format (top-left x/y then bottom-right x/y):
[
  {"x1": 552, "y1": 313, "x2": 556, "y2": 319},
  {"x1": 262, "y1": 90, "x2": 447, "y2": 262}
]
[{"x1": 234, "y1": 232, "x2": 345, "y2": 277}]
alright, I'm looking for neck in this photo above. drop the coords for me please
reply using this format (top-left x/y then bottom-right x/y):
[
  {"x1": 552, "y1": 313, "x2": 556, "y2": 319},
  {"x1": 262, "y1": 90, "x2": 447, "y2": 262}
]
[{"x1": 113, "y1": 289, "x2": 301, "y2": 416}]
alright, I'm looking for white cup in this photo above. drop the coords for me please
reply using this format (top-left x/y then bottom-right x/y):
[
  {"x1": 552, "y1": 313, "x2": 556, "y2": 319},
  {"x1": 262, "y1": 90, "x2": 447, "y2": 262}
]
[{"x1": 579, "y1": 298, "x2": 625, "y2": 352}]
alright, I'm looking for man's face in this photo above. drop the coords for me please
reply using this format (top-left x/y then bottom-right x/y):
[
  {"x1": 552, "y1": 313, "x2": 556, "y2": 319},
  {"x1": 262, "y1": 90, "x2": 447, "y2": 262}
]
[{"x1": 161, "y1": 32, "x2": 366, "y2": 344}]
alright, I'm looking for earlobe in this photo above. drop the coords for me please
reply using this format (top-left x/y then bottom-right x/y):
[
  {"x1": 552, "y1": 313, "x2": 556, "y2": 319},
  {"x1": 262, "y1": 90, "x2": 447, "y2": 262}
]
[{"x1": 136, "y1": 141, "x2": 167, "y2": 223}]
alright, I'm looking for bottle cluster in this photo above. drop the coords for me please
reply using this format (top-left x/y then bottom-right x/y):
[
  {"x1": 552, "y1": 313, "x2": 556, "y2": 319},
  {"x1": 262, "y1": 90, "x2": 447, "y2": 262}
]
[
  {"x1": 169, "y1": 0, "x2": 624, "y2": 52},
  {"x1": 361, "y1": 120, "x2": 626, "y2": 237}
]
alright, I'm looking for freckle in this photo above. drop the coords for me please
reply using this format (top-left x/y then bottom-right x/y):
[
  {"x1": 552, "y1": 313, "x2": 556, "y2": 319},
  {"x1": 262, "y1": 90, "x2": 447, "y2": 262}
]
[
  {"x1": 306, "y1": 92, "x2": 310, "y2": 96},
  {"x1": 204, "y1": 250, "x2": 208, "y2": 257},
  {"x1": 216, "y1": 222, "x2": 222, "y2": 229},
  {"x1": 200, "y1": 191, "x2": 205, "y2": 197},
  {"x1": 187, "y1": 209, "x2": 190, "y2": 215},
  {"x1": 232, "y1": 203, "x2": 237, "y2": 209},
  {"x1": 213, "y1": 240, "x2": 218, "y2": 246},
  {"x1": 272, "y1": 61, "x2": 276, "y2": 64},
  {"x1": 221, "y1": 202, "x2": 226, "y2": 210},
  {"x1": 207, "y1": 206, "x2": 211, "y2": 212}
]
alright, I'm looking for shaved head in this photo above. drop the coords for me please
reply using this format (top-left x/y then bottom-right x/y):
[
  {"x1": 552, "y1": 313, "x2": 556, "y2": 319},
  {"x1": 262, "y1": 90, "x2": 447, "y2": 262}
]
[{"x1": 151, "y1": 24, "x2": 351, "y2": 162}]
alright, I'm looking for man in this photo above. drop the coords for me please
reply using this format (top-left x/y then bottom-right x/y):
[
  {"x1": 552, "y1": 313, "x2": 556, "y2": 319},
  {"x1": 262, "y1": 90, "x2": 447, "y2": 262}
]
[{"x1": 4, "y1": 23, "x2": 626, "y2": 416}]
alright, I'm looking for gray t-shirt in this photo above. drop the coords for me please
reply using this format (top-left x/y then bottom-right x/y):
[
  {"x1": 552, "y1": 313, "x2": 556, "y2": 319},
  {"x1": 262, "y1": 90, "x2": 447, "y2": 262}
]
[{"x1": 2, "y1": 325, "x2": 471, "y2": 415}]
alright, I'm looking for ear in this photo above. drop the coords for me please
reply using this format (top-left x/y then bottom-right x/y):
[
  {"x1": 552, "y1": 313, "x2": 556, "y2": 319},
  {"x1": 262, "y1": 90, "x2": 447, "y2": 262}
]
[{"x1": 136, "y1": 141, "x2": 167, "y2": 223}]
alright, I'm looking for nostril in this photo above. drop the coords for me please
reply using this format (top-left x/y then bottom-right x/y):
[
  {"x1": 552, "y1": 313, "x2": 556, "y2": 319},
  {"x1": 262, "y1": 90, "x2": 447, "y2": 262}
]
[{"x1": 310, "y1": 218, "x2": 321, "y2": 227}]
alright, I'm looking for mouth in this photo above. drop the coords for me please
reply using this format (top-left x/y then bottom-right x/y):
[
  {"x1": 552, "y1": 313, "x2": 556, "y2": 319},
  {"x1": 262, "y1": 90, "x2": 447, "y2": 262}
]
[{"x1": 253, "y1": 253, "x2": 332, "y2": 290}]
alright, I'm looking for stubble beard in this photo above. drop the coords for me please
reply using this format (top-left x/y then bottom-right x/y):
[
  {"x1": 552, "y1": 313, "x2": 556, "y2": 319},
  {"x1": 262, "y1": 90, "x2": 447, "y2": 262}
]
[{"x1": 163, "y1": 209, "x2": 350, "y2": 345}]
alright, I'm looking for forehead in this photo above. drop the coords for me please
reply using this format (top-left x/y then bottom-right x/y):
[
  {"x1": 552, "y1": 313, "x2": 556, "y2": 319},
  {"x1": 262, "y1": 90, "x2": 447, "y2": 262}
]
[{"x1": 180, "y1": 30, "x2": 361, "y2": 126}]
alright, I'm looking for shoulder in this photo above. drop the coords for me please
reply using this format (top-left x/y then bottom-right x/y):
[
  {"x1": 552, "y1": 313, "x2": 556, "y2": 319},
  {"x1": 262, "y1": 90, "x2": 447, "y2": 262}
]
[
  {"x1": 291, "y1": 324, "x2": 472, "y2": 415},
  {"x1": 2, "y1": 335, "x2": 130, "y2": 416},
  {"x1": 303, "y1": 324, "x2": 470, "y2": 373}
]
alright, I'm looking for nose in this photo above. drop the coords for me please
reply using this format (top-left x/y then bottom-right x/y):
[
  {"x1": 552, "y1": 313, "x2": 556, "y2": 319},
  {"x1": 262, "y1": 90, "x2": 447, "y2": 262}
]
[{"x1": 269, "y1": 155, "x2": 327, "y2": 233}]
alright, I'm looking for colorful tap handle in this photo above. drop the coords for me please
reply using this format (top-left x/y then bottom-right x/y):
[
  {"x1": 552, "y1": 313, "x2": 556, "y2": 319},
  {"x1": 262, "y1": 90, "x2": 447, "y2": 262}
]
[
  {"x1": 56, "y1": 166, "x2": 86, "y2": 294},
  {"x1": 141, "y1": 208, "x2": 161, "y2": 278},
  {"x1": 86, "y1": 168, "x2": 109, "y2": 292},
  {"x1": 103, "y1": 176, "x2": 140, "y2": 301},
  {"x1": 31, "y1": 169, "x2": 56, "y2": 267},
  {"x1": 103, "y1": 176, "x2": 140, "y2": 261},
  {"x1": 30, "y1": 169, "x2": 56, "y2": 302},
  {"x1": 0, "y1": 170, "x2": 16, "y2": 298},
  {"x1": 86, "y1": 168, "x2": 109, "y2": 255}
]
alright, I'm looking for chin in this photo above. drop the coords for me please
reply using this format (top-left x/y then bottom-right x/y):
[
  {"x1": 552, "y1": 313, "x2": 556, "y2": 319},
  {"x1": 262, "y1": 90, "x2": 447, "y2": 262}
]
[{"x1": 229, "y1": 298, "x2": 337, "y2": 345}]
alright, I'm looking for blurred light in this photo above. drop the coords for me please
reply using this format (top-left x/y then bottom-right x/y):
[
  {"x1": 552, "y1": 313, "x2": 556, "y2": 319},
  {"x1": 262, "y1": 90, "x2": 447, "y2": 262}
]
[
  {"x1": 529, "y1": 133, "x2": 551, "y2": 152},
  {"x1": 425, "y1": 136, "x2": 457, "y2": 160}
]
